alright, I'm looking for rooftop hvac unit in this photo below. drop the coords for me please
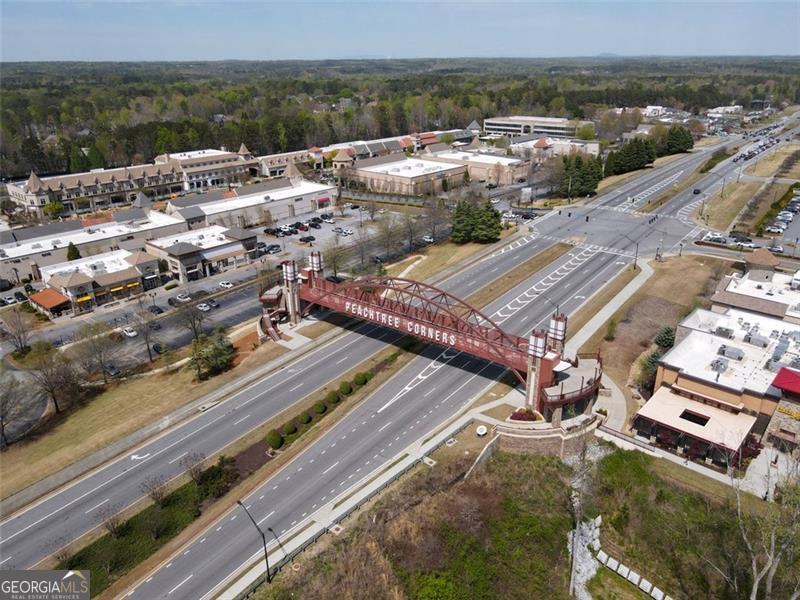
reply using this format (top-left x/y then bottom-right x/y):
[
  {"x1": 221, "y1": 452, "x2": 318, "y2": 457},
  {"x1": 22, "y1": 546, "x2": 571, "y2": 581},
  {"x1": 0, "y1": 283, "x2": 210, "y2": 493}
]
[
  {"x1": 773, "y1": 339, "x2": 790, "y2": 362},
  {"x1": 710, "y1": 358, "x2": 729, "y2": 373},
  {"x1": 744, "y1": 333, "x2": 770, "y2": 348},
  {"x1": 790, "y1": 357, "x2": 800, "y2": 370},
  {"x1": 715, "y1": 326, "x2": 735, "y2": 339},
  {"x1": 718, "y1": 344, "x2": 745, "y2": 361}
]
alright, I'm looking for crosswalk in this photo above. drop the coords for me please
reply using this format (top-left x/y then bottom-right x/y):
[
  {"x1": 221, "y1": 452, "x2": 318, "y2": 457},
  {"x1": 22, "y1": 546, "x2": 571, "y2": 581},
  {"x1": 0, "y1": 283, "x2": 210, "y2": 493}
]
[{"x1": 532, "y1": 234, "x2": 636, "y2": 258}]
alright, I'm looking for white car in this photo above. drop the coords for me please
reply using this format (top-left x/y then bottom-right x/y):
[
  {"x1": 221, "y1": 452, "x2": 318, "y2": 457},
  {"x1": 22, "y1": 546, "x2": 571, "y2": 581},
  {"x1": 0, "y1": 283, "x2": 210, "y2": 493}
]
[
  {"x1": 490, "y1": 198, "x2": 500, "y2": 204},
  {"x1": 422, "y1": 235, "x2": 434, "y2": 244},
  {"x1": 343, "y1": 228, "x2": 354, "y2": 235},
  {"x1": 196, "y1": 303, "x2": 211, "y2": 312},
  {"x1": 322, "y1": 217, "x2": 335, "y2": 224},
  {"x1": 3, "y1": 296, "x2": 17, "y2": 305},
  {"x1": 176, "y1": 293, "x2": 192, "y2": 303},
  {"x1": 765, "y1": 226, "x2": 785, "y2": 234},
  {"x1": 122, "y1": 327, "x2": 138, "y2": 338},
  {"x1": 218, "y1": 280, "x2": 233, "y2": 289},
  {"x1": 378, "y1": 208, "x2": 387, "y2": 214}
]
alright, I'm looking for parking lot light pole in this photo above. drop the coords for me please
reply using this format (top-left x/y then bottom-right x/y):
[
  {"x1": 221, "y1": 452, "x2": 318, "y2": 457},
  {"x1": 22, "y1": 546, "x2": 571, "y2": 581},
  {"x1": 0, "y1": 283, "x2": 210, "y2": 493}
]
[{"x1": 237, "y1": 500, "x2": 271, "y2": 584}]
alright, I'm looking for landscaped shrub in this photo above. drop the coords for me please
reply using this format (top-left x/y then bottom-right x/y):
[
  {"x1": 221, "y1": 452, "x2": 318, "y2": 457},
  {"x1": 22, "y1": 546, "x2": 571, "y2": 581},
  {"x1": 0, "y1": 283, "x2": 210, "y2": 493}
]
[
  {"x1": 299, "y1": 411, "x2": 312, "y2": 425},
  {"x1": 164, "y1": 281, "x2": 178, "y2": 290},
  {"x1": 510, "y1": 408, "x2": 540, "y2": 421},
  {"x1": 654, "y1": 326, "x2": 675, "y2": 349},
  {"x1": 314, "y1": 401, "x2": 327, "y2": 415},
  {"x1": 326, "y1": 390, "x2": 340, "y2": 404},
  {"x1": 283, "y1": 421, "x2": 297, "y2": 436},
  {"x1": 364, "y1": 371, "x2": 375, "y2": 381},
  {"x1": 266, "y1": 429, "x2": 284, "y2": 450},
  {"x1": 353, "y1": 372, "x2": 368, "y2": 386},
  {"x1": 339, "y1": 381, "x2": 353, "y2": 395}
]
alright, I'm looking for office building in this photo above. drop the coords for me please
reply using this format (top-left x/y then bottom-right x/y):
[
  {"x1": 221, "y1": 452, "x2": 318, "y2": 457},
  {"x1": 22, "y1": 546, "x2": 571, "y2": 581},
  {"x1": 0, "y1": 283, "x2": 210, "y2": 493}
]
[{"x1": 483, "y1": 116, "x2": 592, "y2": 139}]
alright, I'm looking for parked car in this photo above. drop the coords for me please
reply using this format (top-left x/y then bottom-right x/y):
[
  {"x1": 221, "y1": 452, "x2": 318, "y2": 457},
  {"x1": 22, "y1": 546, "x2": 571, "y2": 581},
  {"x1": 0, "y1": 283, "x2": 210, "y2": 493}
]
[
  {"x1": 219, "y1": 280, "x2": 234, "y2": 289},
  {"x1": 422, "y1": 235, "x2": 435, "y2": 244},
  {"x1": 768, "y1": 245, "x2": 785, "y2": 254},
  {"x1": 765, "y1": 226, "x2": 785, "y2": 234},
  {"x1": 729, "y1": 232, "x2": 752, "y2": 243},
  {"x1": 298, "y1": 235, "x2": 316, "y2": 243},
  {"x1": 490, "y1": 198, "x2": 500, "y2": 204},
  {"x1": 266, "y1": 244, "x2": 282, "y2": 254},
  {"x1": 147, "y1": 305, "x2": 164, "y2": 315},
  {"x1": 332, "y1": 226, "x2": 343, "y2": 233},
  {"x1": 176, "y1": 293, "x2": 192, "y2": 303},
  {"x1": 372, "y1": 256, "x2": 384, "y2": 264},
  {"x1": 308, "y1": 222, "x2": 321, "y2": 229},
  {"x1": 122, "y1": 326, "x2": 138, "y2": 338},
  {"x1": 297, "y1": 223, "x2": 309, "y2": 231},
  {"x1": 3, "y1": 296, "x2": 17, "y2": 305},
  {"x1": 0, "y1": 298, "x2": 7, "y2": 307},
  {"x1": 152, "y1": 343, "x2": 166, "y2": 355},
  {"x1": 486, "y1": 183, "x2": 498, "y2": 190},
  {"x1": 14, "y1": 291, "x2": 26, "y2": 302},
  {"x1": 148, "y1": 321, "x2": 161, "y2": 330},
  {"x1": 23, "y1": 283, "x2": 35, "y2": 294},
  {"x1": 322, "y1": 217, "x2": 335, "y2": 224},
  {"x1": 325, "y1": 275, "x2": 347, "y2": 284},
  {"x1": 104, "y1": 364, "x2": 121, "y2": 377},
  {"x1": 206, "y1": 298, "x2": 220, "y2": 309},
  {"x1": 196, "y1": 303, "x2": 211, "y2": 312},
  {"x1": 310, "y1": 216, "x2": 323, "y2": 223},
  {"x1": 343, "y1": 228, "x2": 354, "y2": 235}
]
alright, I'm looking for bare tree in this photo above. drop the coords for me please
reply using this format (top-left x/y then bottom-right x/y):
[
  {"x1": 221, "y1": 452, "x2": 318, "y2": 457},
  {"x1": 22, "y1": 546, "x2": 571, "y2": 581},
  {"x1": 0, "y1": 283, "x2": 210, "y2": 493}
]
[
  {"x1": 0, "y1": 370, "x2": 26, "y2": 448},
  {"x1": 401, "y1": 212, "x2": 419, "y2": 251},
  {"x1": 26, "y1": 341, "x2": 79, "y2": 414},
  {"x1": 180, "y1": 451, "x2": 206, "y2": 485},
  {"x1": 50, "y1": 536, "x2": 74, "y2": 567},
  {"x1": 352, "y1": 226, "x2": 371, "y2": 270},
  {"x1": 140, "y1": 473, "x2": 169, "y2": 507},
  {"x1": 423, "y1": 197, "x2": 450, "y2": 241},
  {"x1": 3, "y1": 306, "x2": 31, "y2": 354},
  {"x1": 72, "y1": 321, "x2": 118, "y2": 383},
  {"x1": 540, "y1": 156, "x2": 565, "y2": 194},
  {"x1": 176, "y1": 303, "x2": 207, "y2": 342},
  {"x1": 375, "y1": 214, "x2": 401, "y2": 257},
  {"x1": 144, "y1": 507, "x2": 167, "y2": 540},
  {"x1": 323, "y1": 236, "x2": 348, "y2": 278},
  {"x1": 133, "y1": 301, "x2": 156, "y2": 363},
  {"x1": 366, "y1": 201, "x2": 379, "y2": 222},
  {"x1": 97, "y1": 503, "x2": 124, "y2": 538}
]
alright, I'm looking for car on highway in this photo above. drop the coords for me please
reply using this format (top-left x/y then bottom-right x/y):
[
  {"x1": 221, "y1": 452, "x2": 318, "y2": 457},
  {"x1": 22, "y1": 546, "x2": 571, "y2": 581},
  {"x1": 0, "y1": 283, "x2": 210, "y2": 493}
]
[
  {"x1": 176, "y1": 293, "x2": 192, "y2": 303},
  {"x1": 219, "y1": 280, "x2": 233, "y2": 289},
  {"x1": 206, "y1": 298, "x2": 221, "y2": 309},
  {"x1": 122, "y1": 326, "x2": 138, "y2": 338},
  {"x1": 693, "y1": 189, "x2": 702, "y2": 195},
  {"x1": 422, "y1": 235, "x2": 434, "y2": 244},
  {"x1": 147, "y1": 305, "x2": 164, "y2": 315},
  {"x1": 196, "y1": 302, "x2": 211, "y2": 312}
]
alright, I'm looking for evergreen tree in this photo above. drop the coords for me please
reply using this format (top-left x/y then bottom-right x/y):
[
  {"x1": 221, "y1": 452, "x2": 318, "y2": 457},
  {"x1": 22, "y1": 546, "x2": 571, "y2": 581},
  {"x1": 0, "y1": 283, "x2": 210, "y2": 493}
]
[
  {"x1": 665, "y1": 125, "x2": 694, "y2": 154},
  {"x1": 66, "y1": 242, "x2": 81, "y2": 261},
  {"x1": 604, "y1": 150, "x2": 618, "y2": 176},
  {"x1": 471, "y1": 202, "x2": 502, "y2": 243},
  {"x1": 450, "y1": 201, "x2": 476, "y2": 244},
  {"x1": 86, "y1": 144, "x2": 106, "y2": 169},
  {"x1": 69, "y1": 145, "x2": 90, "y2": 173}
]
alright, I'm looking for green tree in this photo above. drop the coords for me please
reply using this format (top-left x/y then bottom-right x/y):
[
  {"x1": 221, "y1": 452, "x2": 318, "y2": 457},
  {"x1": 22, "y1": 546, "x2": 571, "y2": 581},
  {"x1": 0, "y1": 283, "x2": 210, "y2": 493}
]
[
  {"x1": 68, "y1": 145, "x2": 89, "y2": 173},
  {"x1": 576, "y1": 124, "x2": 596, "y2": 140},
  {"x1": 86, "y1": 144, "x2": 106, "y2": 169},
  {"x1": 266, "y1": 429, "x2": 284, "y2": 450},
  {"x1": 471, "y1": 202, "x2": 502, "y2": 243},
  {"x1": 451, "y1": 201, "x2": 476, "y2": 244},
  {"x1": 66, "y1": 242, "x2": 81, "y2": 261},
  {"x1": 654, "y1": 326, "x2": 675, "y2": 349},
  {"x1": 665, "y1": 124, "x2": 694, "y2": 154},
  {"x1": 188, "y1": 332, "x2": 235, "y2": 380},
  {"x1": 43, "y1": 201, "x2": 64, "y2": 219}
]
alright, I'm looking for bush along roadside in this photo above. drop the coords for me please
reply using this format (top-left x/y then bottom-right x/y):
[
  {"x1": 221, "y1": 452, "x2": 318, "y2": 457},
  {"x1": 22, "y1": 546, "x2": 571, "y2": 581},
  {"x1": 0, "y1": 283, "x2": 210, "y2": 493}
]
[{"x1": 266, "y1": 369, "x2": 376, "y2": 451}]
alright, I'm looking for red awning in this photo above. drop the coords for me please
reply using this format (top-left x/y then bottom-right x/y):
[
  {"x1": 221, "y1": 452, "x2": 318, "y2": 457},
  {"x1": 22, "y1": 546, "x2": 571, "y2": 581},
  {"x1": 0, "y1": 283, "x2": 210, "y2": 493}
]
[{"x1": 772, "y1": 367, "x2": 800, "y2": 395}]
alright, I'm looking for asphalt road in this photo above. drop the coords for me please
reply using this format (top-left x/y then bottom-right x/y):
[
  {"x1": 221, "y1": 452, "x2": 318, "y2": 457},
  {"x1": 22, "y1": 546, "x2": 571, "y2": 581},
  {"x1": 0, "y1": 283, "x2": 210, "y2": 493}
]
[{"x1": 0, "y1": 133, "x2": 761, "y2": 588}]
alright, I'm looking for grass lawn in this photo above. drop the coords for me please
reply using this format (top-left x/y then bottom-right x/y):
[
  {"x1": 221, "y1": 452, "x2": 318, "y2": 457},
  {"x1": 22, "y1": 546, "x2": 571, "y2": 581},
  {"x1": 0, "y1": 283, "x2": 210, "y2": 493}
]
[
  {"x1": 586, "y1": 567, "x2": 649, "y2": 600},
  {"x1": 0, "y1": 339, "x2": 287, "y2": 500},
  {"x1": 738, "y1": 181, "x2": 792, "y2": 233},
  {"x1": 693, "y1": 135, "x2": 724, "y2": 149},
  {"x1": 745, "y1": 143, "x2": 800, "y2": 178},
  {"x1": 579, "y1": 255, "x2": 729, "y2": 419},
  {"x1": 694, "y1": 180, "x2": 762, "y2": 231}
]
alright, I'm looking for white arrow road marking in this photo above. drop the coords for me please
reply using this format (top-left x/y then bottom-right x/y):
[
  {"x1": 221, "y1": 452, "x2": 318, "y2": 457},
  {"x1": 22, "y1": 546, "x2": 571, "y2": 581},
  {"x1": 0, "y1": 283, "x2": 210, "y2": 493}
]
[{"x1": 130, "y1": 453, "x2": 150, "y2": 461}]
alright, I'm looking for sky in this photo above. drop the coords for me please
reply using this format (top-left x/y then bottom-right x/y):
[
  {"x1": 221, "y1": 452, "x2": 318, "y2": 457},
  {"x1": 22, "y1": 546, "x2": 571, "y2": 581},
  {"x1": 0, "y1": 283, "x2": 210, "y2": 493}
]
[{"x1": 0, "y1": 1, "x2": 798, "y2": 61}]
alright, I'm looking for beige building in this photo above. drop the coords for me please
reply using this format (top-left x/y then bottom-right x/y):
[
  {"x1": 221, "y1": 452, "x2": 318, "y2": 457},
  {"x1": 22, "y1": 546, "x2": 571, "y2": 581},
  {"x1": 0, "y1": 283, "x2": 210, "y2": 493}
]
[
  {"x1": 154, "y1": 145, "x2": 259, "y2": 191},
  {"x1": 424, "y1": 147, "x2": 528, "y2": 185},
  {"x1": 510, "y1": 136, "x2": 601, "y2": 163},
  {"x1": 483, "y1": 116, "x2": 593, "y2": 139},
  {"x1": 0, "y1": 209, "x2": 186, "y2": 284},
  {"x1": 40, "y1": 249, "x2": 161, "y2": 314},
  {"x1": 335, "y1": 154, "x2": 465, "y2": 196}
]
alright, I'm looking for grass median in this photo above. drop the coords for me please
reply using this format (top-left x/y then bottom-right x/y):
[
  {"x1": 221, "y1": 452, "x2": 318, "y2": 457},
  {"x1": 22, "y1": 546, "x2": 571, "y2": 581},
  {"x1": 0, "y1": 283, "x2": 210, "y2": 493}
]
[{"x1": 566, "y1": 265, "x2": 640, "y2": 341}]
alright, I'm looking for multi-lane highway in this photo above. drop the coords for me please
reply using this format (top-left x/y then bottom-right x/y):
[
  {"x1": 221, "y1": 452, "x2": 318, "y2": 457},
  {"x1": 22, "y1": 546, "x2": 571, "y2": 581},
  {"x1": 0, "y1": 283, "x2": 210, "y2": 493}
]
[{"x1": 0, "y1": 132, "x2": 781, "y2": 595}]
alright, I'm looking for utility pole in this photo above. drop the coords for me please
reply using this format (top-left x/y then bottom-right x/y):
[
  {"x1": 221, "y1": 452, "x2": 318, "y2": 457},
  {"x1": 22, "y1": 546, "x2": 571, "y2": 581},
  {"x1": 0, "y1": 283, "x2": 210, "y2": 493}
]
[{"x1": 237, "y1": 500, "x2": 271, "y2": 584}]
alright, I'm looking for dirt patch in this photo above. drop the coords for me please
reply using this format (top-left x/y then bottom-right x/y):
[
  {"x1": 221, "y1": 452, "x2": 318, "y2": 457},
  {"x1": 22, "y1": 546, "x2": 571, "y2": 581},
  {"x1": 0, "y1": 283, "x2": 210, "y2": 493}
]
[
  {"x1": 745, "y1": 143, "x2": 800, "y2": 178},
  {"x1": 695, "y1": 180, "x2": 762, "y2": 231}
]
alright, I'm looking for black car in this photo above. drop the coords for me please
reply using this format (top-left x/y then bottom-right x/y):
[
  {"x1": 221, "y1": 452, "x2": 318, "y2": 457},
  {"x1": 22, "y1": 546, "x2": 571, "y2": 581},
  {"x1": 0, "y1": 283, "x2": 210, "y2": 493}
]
[
  {"x1": 286, "y1": 228, "x2": 299, "y2": 235},
  {"x1": 693, "y1": 189, "x2": 702, "y2": 195},
  {"x1": 24, "y1": 283, "x2": 35, "y2": 294},
  {"x1": 105, "y1": 364, "x2": 121, "y2": 378},
  {"x1": 14, "y1": 291, "x2": 26, "y2": 302},
  {"x1": 266, "y1": 244, "x2": 282, "y2": 254},
  {"x1": 310, "y1": 216, "x2": 322, "y2": 223},
  {"x1": 148, "y1": 321, "x2": 162, "y2": 330},
  {"x1": 152, "y1": 343, "x2": 166, "y2": 355},
  {"x1": 206, "y1": 298, "x2": 220, "y2": 309},
  {"x1": 147, "y1": 305, "x2": 164, "y2": 315},
  {"x1": 308, "y1": 222, "x2": 321, "y2": 229},
  {"x1": 299, "y1": 235, "x2": 316, "y2": 243},
  {"x1": 0, "y1": 298, "x2": 7, "y2": 307},
  {"x1": 730, "y1": 232, "x2": 752, "y2": 243},
  {"x1": 325, "y1": 275, "x2": 347, "y2": 284},
  {"x1": 372, "y1": 256, "x2": 384, "y2": 264}
]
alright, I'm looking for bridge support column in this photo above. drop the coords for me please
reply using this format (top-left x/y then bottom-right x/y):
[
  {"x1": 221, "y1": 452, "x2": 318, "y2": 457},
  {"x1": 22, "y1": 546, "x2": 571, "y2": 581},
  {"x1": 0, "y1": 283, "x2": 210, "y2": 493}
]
[
  {"x1": 281, "y1": 260, "x2": 300, "y2": 325},
  {"x1": 548, "y1": 313, "x2": 567, "y2": 354},
  {"x1": 526, "y1": 330, "x2": 547, "y2": 411}
]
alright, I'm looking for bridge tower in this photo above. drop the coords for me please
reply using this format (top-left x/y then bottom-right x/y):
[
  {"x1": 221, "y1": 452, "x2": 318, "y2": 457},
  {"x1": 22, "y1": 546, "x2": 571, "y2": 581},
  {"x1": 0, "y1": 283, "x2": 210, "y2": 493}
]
[
  {"x1": 526, "y1": 330, "x2": 547, "y2": 411},
  {"x1": 281, "y1": 260, "x2": 300, "y2": 325}
]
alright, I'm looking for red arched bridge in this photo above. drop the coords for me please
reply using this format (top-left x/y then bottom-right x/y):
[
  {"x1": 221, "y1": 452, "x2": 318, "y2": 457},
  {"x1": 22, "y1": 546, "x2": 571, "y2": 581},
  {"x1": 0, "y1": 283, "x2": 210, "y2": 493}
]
[{"x1": 259, "y1": 254, "x2": 602, "y2": 415}]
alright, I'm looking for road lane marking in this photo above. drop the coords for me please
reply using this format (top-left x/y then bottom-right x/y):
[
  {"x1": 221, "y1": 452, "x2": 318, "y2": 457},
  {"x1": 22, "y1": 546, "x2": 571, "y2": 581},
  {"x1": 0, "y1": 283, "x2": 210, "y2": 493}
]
[
  {"x1": 322, "y1": 461, "x2": 340, "y2": 475},
  {"x1": 168, "y1": 574, "x2": 193, "y2": 595},
  {"x1": 84, "y1": 498, "x2": 109, "y2": 515},
  {"x1": 257, "y1": 510, "x2": 275, "y2": 525},
  {"x1": 200, "y1": 538, "x2": 206, "y2": 544},
  {"x1": 233, "y1": 414, "x2": 251, "y2": 425},
  {"x1": 168, "y1": 451, "x2": 188, "y2": 465},
  {"x1": 378, "y1": 421, "x2": 392, "y2": 432},
  {"x1": 335, "y1": 355, "x2": 350, "y2": 365},
  {"x1": 289, "y1": 383, "x2": 304, "y2": 392},
  {"x1": 215, "y1": 527, "x2": 222, "y2": 532},
  {"x1": 423, "y1": 387, "x2": 437, "y2": 398},
  {"x1": 0, "y1": 556, "x2": 12, "y2": 566}
]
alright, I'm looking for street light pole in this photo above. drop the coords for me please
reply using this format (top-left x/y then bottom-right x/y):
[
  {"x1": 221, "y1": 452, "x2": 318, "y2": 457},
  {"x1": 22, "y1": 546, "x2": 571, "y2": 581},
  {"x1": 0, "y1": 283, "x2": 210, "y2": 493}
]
[{"x1": 236, "y1": 500, "x2": 271, "y2": 584}]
